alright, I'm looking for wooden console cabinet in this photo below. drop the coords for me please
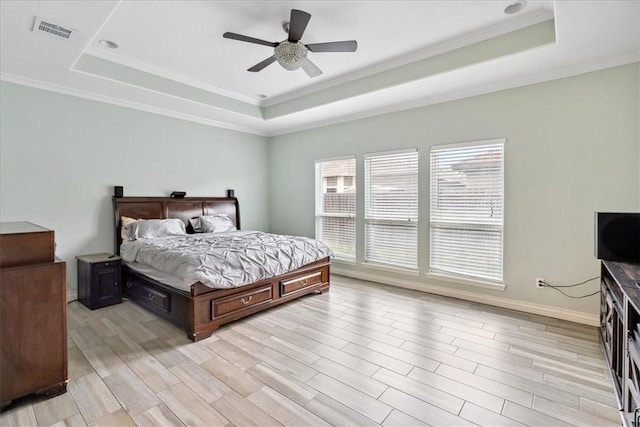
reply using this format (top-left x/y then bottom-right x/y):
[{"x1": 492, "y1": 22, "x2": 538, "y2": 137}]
[
  {"x1": 600, "y1": 260, "x2": 640, "y2": 426},
  {"x1": 0, "y1": 222, "x2": 67, "y2": 409}
]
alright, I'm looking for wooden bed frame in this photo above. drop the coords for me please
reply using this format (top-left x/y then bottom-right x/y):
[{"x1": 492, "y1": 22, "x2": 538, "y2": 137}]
[{"x1": 113, "y1": 196, "x2": 330, "y2": 341}]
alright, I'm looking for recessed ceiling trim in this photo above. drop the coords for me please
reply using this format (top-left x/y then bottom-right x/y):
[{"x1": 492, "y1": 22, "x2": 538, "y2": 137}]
[
  {"x1": 263, "y1": 8, "x2": 555, "y2": 108},
  {"x1": 73, "y1": 54, "x2": 263, "y2": 119},
  {"x1": 83, "y1": 47, "x2": 263, "y2": 106},
  {"x1": 263, "y1": 19, "x2": 557, "y2": 120},
  {"x1": 263, "y1": 54, "x2": 640, "y2": 137}
]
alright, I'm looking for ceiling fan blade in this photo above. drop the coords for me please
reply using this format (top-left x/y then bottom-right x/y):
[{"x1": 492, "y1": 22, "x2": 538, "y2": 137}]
[
  {"x1": 247, "y1": 55, "x2": 277, "y2": 72},
  {"x1": 223, "y1": 32, "x2": 278, "y2": 47},
  {"x1": 301, "y1": 57, "x2": 322, "y2": 78},
  {"x1": 288, "y1": 9, "x2": 311, "y2": 42},
  {"x1": 306, "y1": 40, "x2": 358, "y2": 52}
]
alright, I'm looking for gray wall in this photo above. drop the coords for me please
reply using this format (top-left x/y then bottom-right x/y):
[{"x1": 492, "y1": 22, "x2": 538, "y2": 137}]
[
  {"x1": 0, "y1": 82, "x2": 270, "y2": 300},
  {"x1": 2, "y1": 63, "x2": 638, "y2": 319},
  {"x1": 268, "y1": 63, "x2": 640, "y2": 318}
]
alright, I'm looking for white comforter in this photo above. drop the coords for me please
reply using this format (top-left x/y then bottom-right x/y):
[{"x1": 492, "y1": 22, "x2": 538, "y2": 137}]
[{"x1": 120, "y1": 231, "x2": 332, "y2": 289}]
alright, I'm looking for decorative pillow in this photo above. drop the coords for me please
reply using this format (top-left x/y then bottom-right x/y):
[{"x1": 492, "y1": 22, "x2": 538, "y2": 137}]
[
  {"x1": 199, "y1": 214, "x2": 237, "y2": 233},
  {"x1": 121, "y1": 216, "x2": 138, "y2": 242},
  {"x1": 189, "y1": 217, "x2": 203, "y2": 233},
  {"x1": 125, "y1": 218, "x2": 186, "y2": 241}
]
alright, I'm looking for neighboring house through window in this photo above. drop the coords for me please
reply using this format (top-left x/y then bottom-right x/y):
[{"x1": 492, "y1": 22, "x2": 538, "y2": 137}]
[{"x1": 315, "y1": 157, "x2": 356, "y2": 260}]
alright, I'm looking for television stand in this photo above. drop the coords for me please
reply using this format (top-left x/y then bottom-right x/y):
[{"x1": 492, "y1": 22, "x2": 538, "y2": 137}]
[{"x1": 600, "y1": 260, "x2": 640, "y2": 426}]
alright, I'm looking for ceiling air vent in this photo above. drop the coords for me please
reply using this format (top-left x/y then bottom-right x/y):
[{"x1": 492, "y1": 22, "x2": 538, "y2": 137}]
[{"x1": 32, "y1": 17, "x2": 75, "y2": 41}]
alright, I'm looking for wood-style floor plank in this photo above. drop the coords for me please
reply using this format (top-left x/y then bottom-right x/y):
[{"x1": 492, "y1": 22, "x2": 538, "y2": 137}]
[
  {"x1": 303, "y1": 393, "x2": 381, "y2": 427},
  {"x1": 246, "y1": 387, "x2": 330, "y2": 427},
  {"x1": 459, "y1": 401, "x2": 527, "y2": 427},
  {"x1": 211, "y1": 391, "x2": 283, "y2": 427},
  {"x1": 246, "y1": 362, "x2": 318, "y2": 406},
  {"x1": 379, "y1": 387, "x2": 474, "y2": 426},
  {"x1": 306, "y1": 373, "x2": 392, "y2": 423},
  {"x1": 0, "y1": 275, "x2": 620, "y2": 427},
  {"x1": 67, "y1": 373, "x2": 121, "y2": 424},
  {"x1": 102, "y1": 366, "x2": 160, "y2": 417},
  {"x1": 32, "y1": 391, "x2": 80, "y2": 426},
  {"x1": 156, "y1": 383, "x2": 229, "y2": 426},
  {"x1": 407, "y1": 366, "x2": 506, "y2": 413},
  {"x1": 132, "y1": 403, "x2": 184, "y2": 427},
  {"x1": 381, "y1": 409, "x2": 430, "y2": 427},
  {"x1": 373, "y1": 368, "x2": 464, "y2": 415}
]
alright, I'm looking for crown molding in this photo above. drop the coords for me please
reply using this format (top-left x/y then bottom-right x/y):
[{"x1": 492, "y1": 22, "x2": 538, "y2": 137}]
[
  {"x1": 2, "y1": 53, "x2": 637, "y2": 138},
  {"x1": 0, "y1": 72, "x2": 266, "y2": 136}
]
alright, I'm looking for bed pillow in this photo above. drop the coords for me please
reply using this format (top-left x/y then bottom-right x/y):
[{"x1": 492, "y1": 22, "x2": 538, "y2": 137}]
[
  {"x1": 125, "y1": 218, "x2": 186, "y2": 241},
  {"x1": 199, "y1": 214, "x2": 237, "y2": 233},
  {"x1": 120, "y1": 216, "x2": 138, "y2": 242}
]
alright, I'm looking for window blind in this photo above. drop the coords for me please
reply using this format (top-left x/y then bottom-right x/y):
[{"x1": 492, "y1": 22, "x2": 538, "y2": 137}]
[
  {"x1": 364, "y1": 149, "x2": 418, "y2": 270},
  {"x1": 315, "y1": 157, "x2": 356, "y2": 260},
  {"x1": 429, "y1": 140, "x2": 504, "y2": 282}
]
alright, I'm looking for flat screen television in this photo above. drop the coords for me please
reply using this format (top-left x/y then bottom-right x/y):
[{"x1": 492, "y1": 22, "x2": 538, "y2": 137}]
[{"x1": 595, "y1": 212, "x2": 640, "y2": 263}]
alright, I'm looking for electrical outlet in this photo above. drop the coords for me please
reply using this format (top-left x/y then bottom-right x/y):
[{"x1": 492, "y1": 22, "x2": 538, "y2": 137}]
[{"x1": 536, "y1": 278, "x2": 545, "y2": 288}]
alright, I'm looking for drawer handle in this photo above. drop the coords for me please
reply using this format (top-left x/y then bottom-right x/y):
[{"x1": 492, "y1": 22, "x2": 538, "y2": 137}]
[
  {"x1": 149, "y1": 293, "x2": 156, "y2": 300},
  {"x1": 114, "y1": 282, "x2": 119, "y2": 287},
  {"x1": 241, "y1": 296, "x2": 253, "y2": 305},
  {"x1": 301, "y1": 279, "x2": 308, "y2": 286},
  {"x1": 126, "y1": 281, "x2": 132, "y2": 288}
]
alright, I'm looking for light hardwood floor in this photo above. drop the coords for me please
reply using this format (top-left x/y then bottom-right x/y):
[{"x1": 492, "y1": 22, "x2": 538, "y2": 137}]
[{"x1": 0, "y1": 275, "x2": 620, "y2": 426}]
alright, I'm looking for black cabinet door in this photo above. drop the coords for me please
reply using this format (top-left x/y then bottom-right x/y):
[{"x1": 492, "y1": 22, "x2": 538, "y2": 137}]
[{"x1": 91, "y1": 263, "x2": 121, "y2": 307}]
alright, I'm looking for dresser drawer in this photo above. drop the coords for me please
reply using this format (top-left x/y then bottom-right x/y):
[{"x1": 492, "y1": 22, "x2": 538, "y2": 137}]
[
  {"x1": 213, "y1": 285, "x2": 273, "y2": 317},
  {"x1": 280, "y1": 271, "x2": 322, "y2": 297}
]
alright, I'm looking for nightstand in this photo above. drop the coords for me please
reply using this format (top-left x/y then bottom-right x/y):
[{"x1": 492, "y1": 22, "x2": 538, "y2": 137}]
[{"x1": 77, "y1": 253, "x2": 122, "y2": 309}]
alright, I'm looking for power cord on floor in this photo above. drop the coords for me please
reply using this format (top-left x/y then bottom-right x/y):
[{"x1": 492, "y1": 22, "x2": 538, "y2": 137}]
[{"x1": 540, "y1": 276, "x2": 600, "y2": 298}]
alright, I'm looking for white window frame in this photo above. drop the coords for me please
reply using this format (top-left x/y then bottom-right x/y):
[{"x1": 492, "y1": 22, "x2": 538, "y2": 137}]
[
  {"x1": 429, "y1": 139, "x2": 504, "y2": 284},
  {"x1": 315, "y1": 156, "x2": 356, "y2": 261},
  {"x1": 364, "y1": 148, "x2": 419, "y2": 271}
]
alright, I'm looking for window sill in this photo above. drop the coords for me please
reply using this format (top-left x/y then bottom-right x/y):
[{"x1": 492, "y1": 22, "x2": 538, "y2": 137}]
[
  {"x1": 426, "y1": 272, "x2": 505, "y2": 291},
  {"x1": 362, "y1": 262, "x2": 419, "y2": 276}
]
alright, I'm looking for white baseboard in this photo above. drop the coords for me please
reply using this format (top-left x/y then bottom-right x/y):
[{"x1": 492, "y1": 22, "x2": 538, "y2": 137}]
[
  {"x1": 67, "y1": 290, "x2": 78, "y2": 303},
  {"x1": 331, "y1": 266, "x2": 599, "y2": 327}
]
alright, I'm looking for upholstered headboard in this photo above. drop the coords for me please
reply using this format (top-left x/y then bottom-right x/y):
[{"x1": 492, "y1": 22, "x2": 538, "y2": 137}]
[{"x1": 113, "y1": 196, "x2": 240, "y2": 254}]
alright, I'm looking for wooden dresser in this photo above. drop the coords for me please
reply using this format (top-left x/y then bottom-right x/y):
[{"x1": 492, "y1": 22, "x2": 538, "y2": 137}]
[
  {"x1": 600, "y1": 260, "x2": 640, "y2": 426},
  {"x1": 0, "y1": 222, "x2": 67, "y2": 409}
]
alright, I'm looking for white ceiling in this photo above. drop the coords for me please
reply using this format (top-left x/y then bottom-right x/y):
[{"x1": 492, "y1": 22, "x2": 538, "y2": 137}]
[{"x1": 1, "y1": 1, "x2": 638, "y2": 136}]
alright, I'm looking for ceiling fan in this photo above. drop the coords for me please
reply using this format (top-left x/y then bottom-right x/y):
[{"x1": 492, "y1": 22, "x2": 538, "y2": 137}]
[{"x1": 223, "y1": 9, "x2": 357, "y2": 78}]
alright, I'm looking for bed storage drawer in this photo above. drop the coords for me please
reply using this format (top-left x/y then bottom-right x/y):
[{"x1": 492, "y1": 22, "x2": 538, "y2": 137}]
[
  {"x1": 126, "y1": 278, "x2": 170, "y2": 313},
  {"x1": 213, "y1": 285, "x2": 273, "y2": 317},
  {"x1": 280, "y1": 271, "x2": 322, "y2": 297}
]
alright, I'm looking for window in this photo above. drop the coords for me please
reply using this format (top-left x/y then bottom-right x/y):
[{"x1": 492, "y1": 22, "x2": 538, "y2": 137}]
[
  {"x1": 315, "y1": 157, "x2": 356, "y2": 260},
  {"x1": 429, "y1": 139, "x2": 504, "y2": 282},
  {"x1": 364, "y1": 149, "x2": 418, "y2": 270}
]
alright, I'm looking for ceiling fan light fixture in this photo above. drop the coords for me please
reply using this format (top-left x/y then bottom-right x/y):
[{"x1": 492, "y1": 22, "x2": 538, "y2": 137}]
[{"x1": 274, "y1": 41, "x2": 308, "y2": 70}]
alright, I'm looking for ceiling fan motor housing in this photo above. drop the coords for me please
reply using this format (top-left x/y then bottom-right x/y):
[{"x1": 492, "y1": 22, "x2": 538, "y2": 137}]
[{"x1": 274, "y1": 41, "x2": 308, "y2": 70}]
